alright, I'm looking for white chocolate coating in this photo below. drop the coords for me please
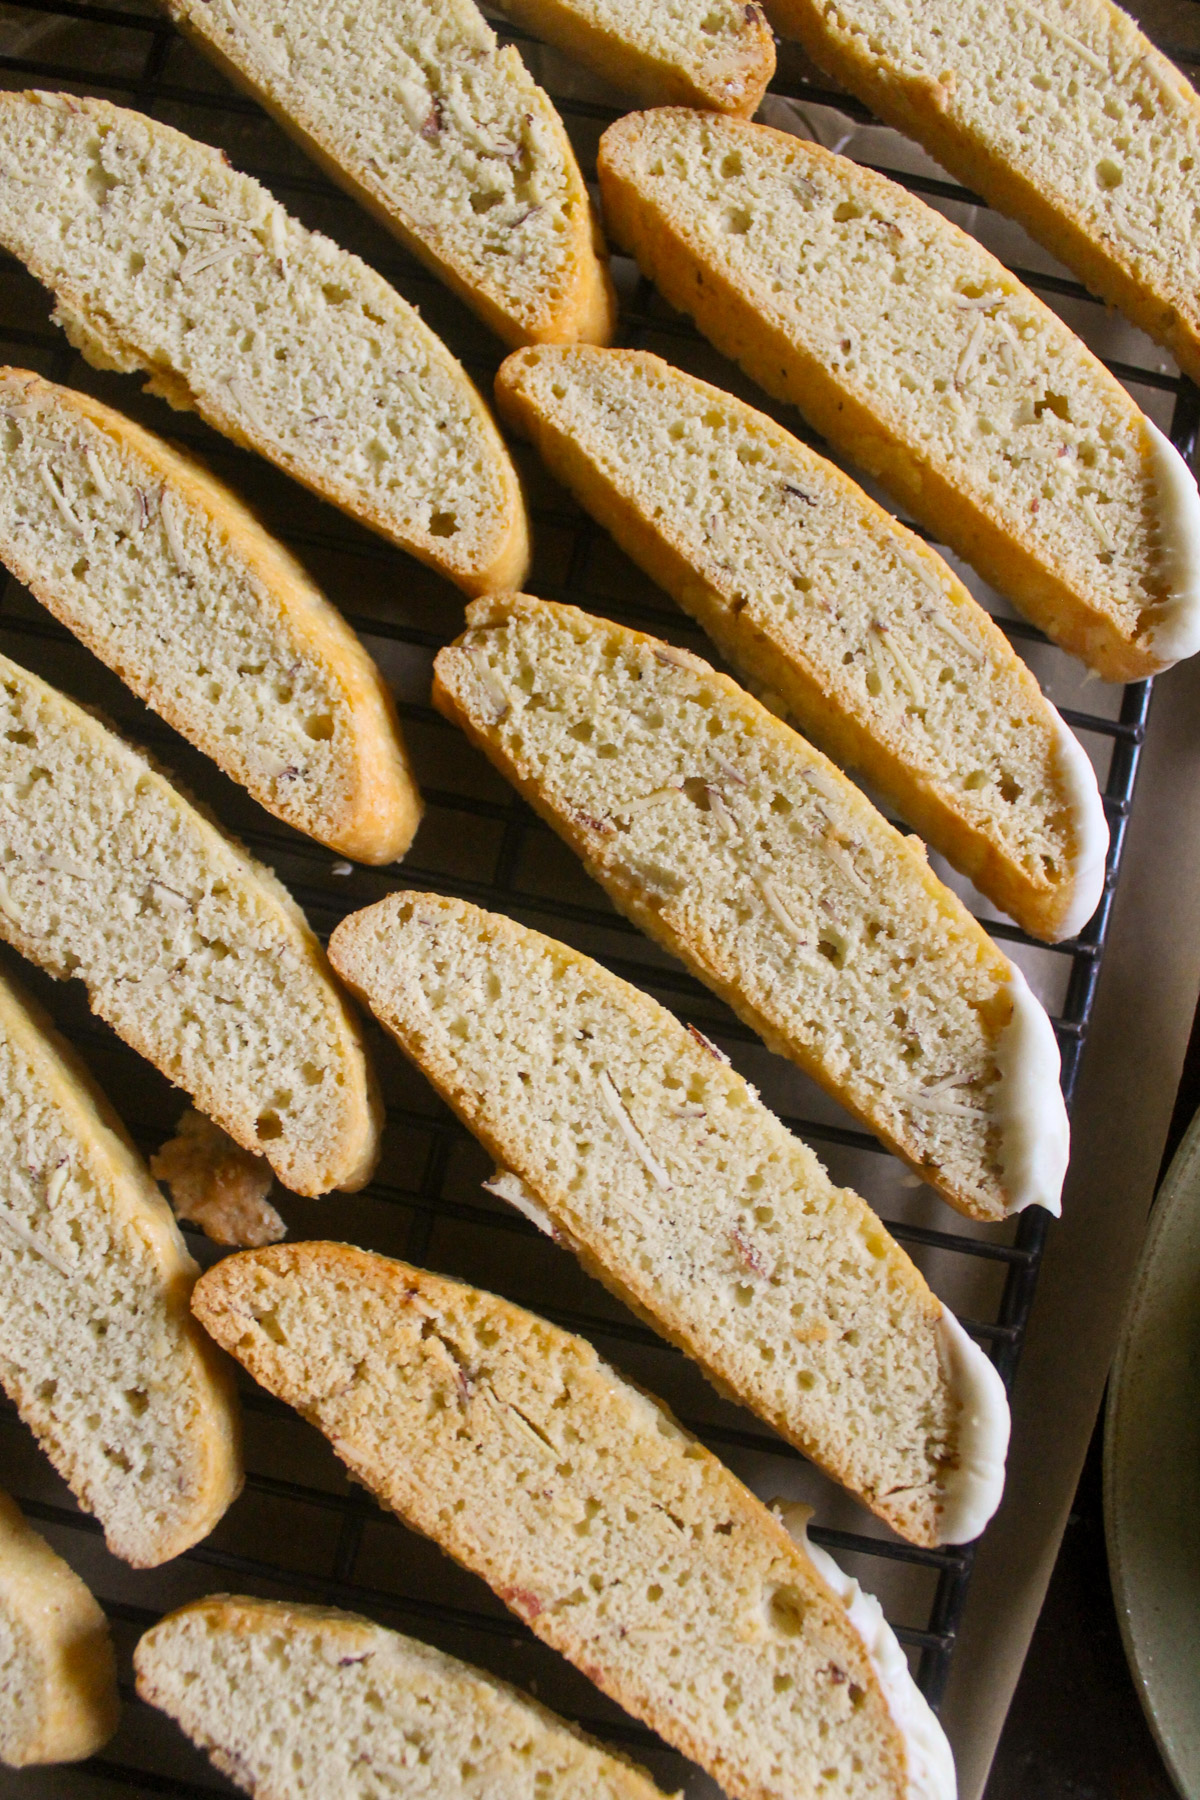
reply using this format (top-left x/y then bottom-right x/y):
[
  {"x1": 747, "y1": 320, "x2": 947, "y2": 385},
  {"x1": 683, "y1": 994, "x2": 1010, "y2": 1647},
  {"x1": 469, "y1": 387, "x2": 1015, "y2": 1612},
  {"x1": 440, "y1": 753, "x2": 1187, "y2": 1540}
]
[
  {"x1": 934, "y1": 1308, "x2": 1011, "y2": 1546},
  {"x1": 992, "y1": 963, "x2": 1069, "y2": 1217},
  {"x1": 775, "y1": 1502, "x2": 958, "y2": 1800},
  {"x1": 1046, "y1": 710, "x2": 1109, "y2": 942},
  {"x1": 1142, "y1": 419, "x2": 1200, "y2": 666}
]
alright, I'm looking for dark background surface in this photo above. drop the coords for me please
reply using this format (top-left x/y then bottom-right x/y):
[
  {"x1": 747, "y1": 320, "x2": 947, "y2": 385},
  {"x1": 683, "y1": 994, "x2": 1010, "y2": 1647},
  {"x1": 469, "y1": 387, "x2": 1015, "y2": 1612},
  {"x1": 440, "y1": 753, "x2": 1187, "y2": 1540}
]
[{"x1": 984, "y1": 1002, "x2": 1200, "y2": 1800}]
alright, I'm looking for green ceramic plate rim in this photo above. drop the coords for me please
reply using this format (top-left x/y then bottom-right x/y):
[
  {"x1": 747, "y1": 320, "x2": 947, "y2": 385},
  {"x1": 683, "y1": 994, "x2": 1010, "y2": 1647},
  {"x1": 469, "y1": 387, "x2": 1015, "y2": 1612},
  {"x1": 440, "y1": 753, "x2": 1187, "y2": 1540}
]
[{"x1": 1104, "y1": 1103, "x2": 1200, "y2": 1798}]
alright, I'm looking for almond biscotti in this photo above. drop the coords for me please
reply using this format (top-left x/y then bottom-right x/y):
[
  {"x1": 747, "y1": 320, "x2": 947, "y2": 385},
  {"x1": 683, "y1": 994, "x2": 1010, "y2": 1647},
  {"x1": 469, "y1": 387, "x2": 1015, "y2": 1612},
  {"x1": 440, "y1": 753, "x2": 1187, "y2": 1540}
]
[
  {"x1": 496, "y1": 344, "x2": 1107, "y2": 940},
  {"x1": 0, "y1": 369, "x2": 420, "y2": 865},
  {"x1": 0, "y1": 91, "x2": 529, "y2": 596},
  {"x1": 0, "y1": 967, "x2": 242, "y2": 1564},
  {"x1": 192, "y1": 1243, "x2": 956, "y2": 1800},
  {"x1": 597, "y1": 108, "x2": 1200, "y2": 680},
  {"x1": 330, "y1": 890, "x2": 1009, "y2": 1545},
  {"x1": 135, "y1": 1596, "x2": 670, "y2": 1798},
  {"x1": 161, "y1": 0, "x2": 614, "y2": 350},
  {"x1": 770, "y1": 0, "x2": 1200, "y2": 388},
  {"x1": 433, "y1": 595, "x2": 1068, "y2": 1222},
  {"x1": 0, "y1": 1489, "x2": 119, "y2": 1765},
  {"x1": 0, "y1": 652, "x2": 380, "y2": 1196},
  {"x1": 495, "y1": 0, "x2": 775, "y2": 116}
]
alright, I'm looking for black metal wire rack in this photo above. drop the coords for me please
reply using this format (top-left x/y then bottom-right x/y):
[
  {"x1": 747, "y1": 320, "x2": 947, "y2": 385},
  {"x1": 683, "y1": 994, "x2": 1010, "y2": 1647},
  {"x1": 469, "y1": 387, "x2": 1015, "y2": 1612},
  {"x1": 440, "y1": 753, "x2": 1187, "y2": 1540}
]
[{"x1": 0, "y1": 2, "x2": 1195, "y2": 1793}]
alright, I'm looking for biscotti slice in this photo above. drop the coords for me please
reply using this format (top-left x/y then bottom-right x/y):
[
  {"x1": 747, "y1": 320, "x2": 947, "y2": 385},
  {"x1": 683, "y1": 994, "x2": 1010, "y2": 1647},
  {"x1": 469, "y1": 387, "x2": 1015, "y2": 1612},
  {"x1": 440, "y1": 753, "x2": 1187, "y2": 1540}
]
[
  {"x1": 494, "y1": 0, "x2": 775, "y2": 116},
  {"x1": 0, "y1": 1490, "x2": 118, "y2": 1765},
  {"x1": 330, "y1": 891, "x2": 1009, "y2": 1545},
  {"x1": 161, "y1": 0, "x2": 614, "y2": 351},
  {"x1": 0, "y1": 92, "x2": 528, "y2": 596},
  {"x1": 433, "y1": 595, "x2": 1068, "y2": 1222},
  {"x1": 770, "y1": 0, "x2": 1200, "y2": 390},
  {"x1": 0, "y1": 369, "x2": 420, "y2": 865},
  {"x1": 597, "y1": 108, "x2": 1200, "y2": 681},
  {"x1": 0, "y1": 651, "x2": 380, "y2": 1197},
  {"x1": 0, "y1": 967, "x2": 242, "y2": 1564},
  {"x1": 192, "y1": 1243, "x2": 955, "y2": 1800},
  {"x1": 496, "y1": 345, "x2": 1107, "y2": 940},
  {"x1": 135, "y1": 1596, "x2": 671, "y2": 1799}
]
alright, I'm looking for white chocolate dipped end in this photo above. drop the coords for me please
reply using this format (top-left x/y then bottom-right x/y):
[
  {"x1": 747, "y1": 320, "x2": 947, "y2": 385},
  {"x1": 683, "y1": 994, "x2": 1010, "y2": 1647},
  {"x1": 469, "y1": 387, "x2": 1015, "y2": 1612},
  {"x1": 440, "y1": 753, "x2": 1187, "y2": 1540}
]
[
  {"x1": 1142, "y1": 420, "x2": 1200, "y2": 667},
  {"x1": 1046, "y1": 711, "x2": 1109, "y2": 943},
  {"x1": 933, "y1": 1310, "x2": 1010, "y2": 1547},
  {"x1": 991, "y1": 964, "x2": 1069, "y2": 1217},
  {"x1": 774, "y1": 1503, "x2": 957, "y2": 1800}
]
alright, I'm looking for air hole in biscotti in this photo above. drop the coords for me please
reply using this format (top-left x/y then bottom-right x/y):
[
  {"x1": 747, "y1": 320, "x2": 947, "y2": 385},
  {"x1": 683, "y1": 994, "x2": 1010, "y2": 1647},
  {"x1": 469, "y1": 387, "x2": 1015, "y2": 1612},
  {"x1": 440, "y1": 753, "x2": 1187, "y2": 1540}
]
[
  {"x1": 72, "y1": 556, "x2": 89, "y2": 579},
  {"x1": 257, "y1": 1109, "x2": 283, "y2": 1140},
  {"x1": 724, "y1": 205, "x2": 753, "y2": 235},
  {"x1": 305, "y1": 713, "x2": 335, "y2": 740},
  {"x1": 429, "y1": 510, "x2": 458, "y2": 537},
  {"x1": 254, "y1": 1309, "x2": 288, "y2": 1344},
  {"x1": 321, "y1": 282, "x2": 351, "y2": 305},
  {"x1": 766, "y1": 1584, "x2": 808, "y2": 1636},
  {"x1": 834, "y1": 199, "x2": 864, "y2": 222},
  {"x1": 1096, "y1": 157, "x2": 1124, "y2": 189},
  {"x1": 721, "y1": 149, "x2": 744, "y2": 177}
]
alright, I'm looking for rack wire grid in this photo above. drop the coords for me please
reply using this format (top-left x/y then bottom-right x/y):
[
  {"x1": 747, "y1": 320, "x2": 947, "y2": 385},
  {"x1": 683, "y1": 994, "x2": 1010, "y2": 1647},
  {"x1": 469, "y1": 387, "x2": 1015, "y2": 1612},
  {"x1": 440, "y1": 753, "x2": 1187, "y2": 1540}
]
[{"x1": 0, "y1": 2, "x2": 1194, "y2": 1793}]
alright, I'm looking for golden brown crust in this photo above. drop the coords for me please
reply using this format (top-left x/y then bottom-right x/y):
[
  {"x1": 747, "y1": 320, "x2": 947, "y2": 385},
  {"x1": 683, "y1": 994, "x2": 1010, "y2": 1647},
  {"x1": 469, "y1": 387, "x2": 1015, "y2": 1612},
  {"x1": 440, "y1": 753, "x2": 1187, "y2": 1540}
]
[
  {"x1": 163, "y1": 6, "x2": 616, "y2": 351},
  {"x1": 0, "y1": 1490, "x2": 119, "y2": 1765},
  {"x1": 495, "y1": 344, "x2": 1091, "y2": 940},
  {"x1": 191, "y1": 1242, "x2": 910, "y2": 1800},
  {"x1": 498, "y1": 0, "x2": 776, "y2": 116},
  {"x1": 597, "y1": 108, "x2": 1172, "y2": 681},
  {"x1": 0, "y1": 369, "x2": 421, "y2": 865},
  {"x1": 769, "y1": 0, "x2": 1200, "y2": 386}
]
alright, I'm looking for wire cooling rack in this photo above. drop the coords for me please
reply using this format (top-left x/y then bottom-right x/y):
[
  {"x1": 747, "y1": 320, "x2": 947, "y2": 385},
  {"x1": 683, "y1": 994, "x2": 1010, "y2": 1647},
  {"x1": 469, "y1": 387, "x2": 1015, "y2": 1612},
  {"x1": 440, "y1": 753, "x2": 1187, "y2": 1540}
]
[{"x1": 0, "y1": 2, "x2": 1196, "y2": 1793}]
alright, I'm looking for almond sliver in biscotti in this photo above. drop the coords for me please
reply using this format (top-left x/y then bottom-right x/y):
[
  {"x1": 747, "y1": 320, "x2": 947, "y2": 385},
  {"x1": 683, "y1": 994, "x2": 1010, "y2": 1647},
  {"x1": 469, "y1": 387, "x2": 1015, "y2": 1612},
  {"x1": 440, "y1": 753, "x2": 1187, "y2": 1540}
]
[
  {"x1": 330, "y1": 888, "x2": 1009, "y2": 1547},
  {"x1": 432, "y1": 594, "x2": 1070, "y2": 1223},
  {"x1": 0, "y1": 91, "x2": 529, "y2": 595},
  {"x1": 191, "y1": 1243, "x2": 957, "y2": 1800},
  {"x1": 496, "y1": 343, "x2": 1108, "y2": 941},
  {"x1": 597, "y1": 108, "x2": 1200, "y2": 680}
]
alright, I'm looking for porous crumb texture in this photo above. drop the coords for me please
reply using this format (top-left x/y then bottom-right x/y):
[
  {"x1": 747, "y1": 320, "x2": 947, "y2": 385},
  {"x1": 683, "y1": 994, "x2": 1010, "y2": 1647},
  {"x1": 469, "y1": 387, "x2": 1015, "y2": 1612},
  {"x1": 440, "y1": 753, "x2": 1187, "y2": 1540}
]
[
  {"x1": 495, "y1": 0, "x2": 775, "y2": 115},
  {"x1": 770, "y1": 0, "x2": 1200, "y2": 386},
  {"x1": 0, "y1": 369, "x2": 420, "y2": 864},
  {"x1": 0, "y1": 1489, "x2": 118, "y2": 1766},
  {"x1": 0, "y1": 91, "x2": 529, "y2": 594},
  {"x1": 0, "y1": 972, "x2": 242, "y2": 1567},
  {"x1": 330, "y1": 891, "x2": 960, "y2": 1544},
  {"x1": 597, "y1": 108, "x2": 1177, "y2": 679},
  {"x1": 192, "y1": 1244, "x2": 909, "y2": 1800},
  {"x1": 164, "y1": 0, "x2": 614, "y2": 350},
  {"x1": 0, "y1": 652, "x2": 380, "y2": 1196},
  {"x1": 497, "y1": 345, "x2": 1089, "y2": 939},
  {"x1": 151, "y1": 1108, "x2": 285, "y2": 1248},
  {"x1": 433, "y1": 595, "x2": 1023, "y2": 1221},
  {"x1": 135, "y1": 1596, "x2": 669, "y2": 1798}
]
